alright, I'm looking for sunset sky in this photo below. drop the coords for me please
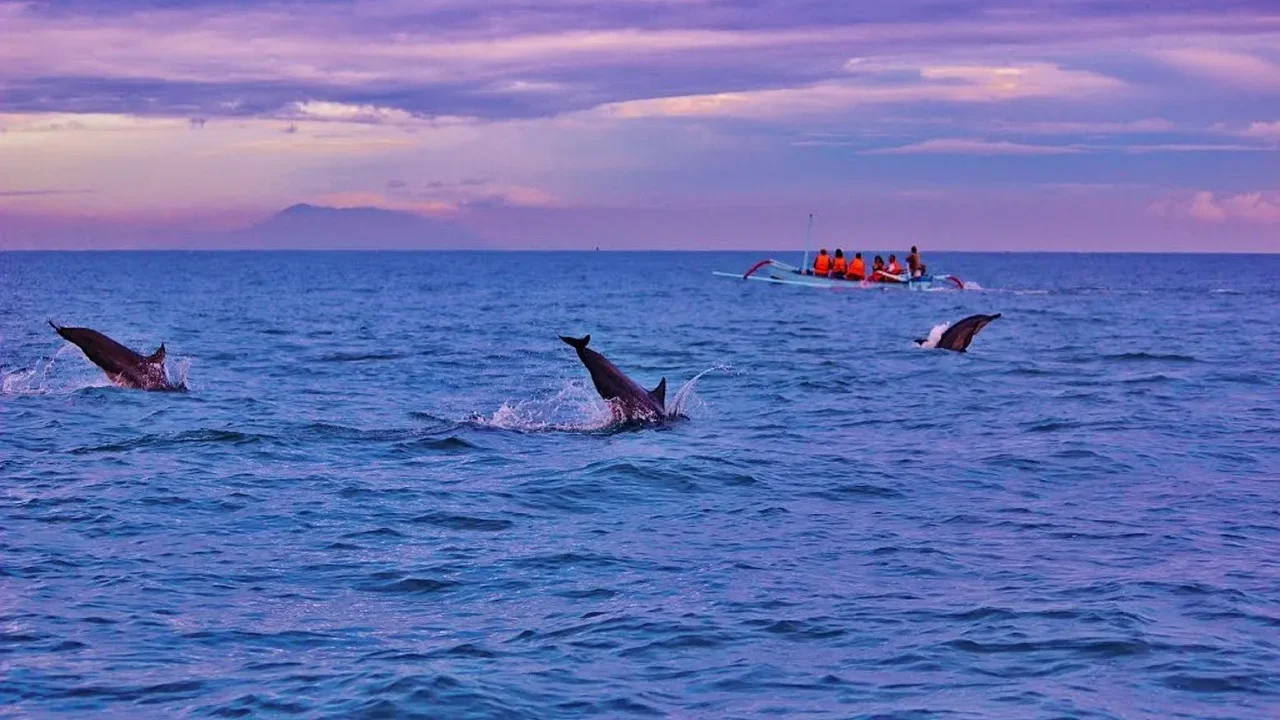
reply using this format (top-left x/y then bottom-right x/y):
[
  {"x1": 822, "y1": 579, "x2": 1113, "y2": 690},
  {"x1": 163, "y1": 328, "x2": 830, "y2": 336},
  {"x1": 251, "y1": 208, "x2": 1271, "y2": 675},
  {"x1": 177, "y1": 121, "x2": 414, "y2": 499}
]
[{"x1": 1, "y1": 0, "x2": 1278, "y2": 250}]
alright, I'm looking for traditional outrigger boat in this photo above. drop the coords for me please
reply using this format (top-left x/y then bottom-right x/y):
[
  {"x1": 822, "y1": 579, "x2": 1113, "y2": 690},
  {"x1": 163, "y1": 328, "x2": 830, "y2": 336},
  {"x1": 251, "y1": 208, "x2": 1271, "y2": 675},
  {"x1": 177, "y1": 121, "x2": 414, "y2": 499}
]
[
  {"x1": 712, "y1": 259, "x2": 964, "y2": 290},
  {"x1": 713, "y1": 215, "x2": 967, "y2": 290}
]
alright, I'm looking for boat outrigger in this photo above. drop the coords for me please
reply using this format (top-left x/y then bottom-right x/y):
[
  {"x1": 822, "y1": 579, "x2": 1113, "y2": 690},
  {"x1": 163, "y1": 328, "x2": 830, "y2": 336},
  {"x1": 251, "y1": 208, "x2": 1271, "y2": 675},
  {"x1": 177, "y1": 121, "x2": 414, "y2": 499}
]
[
  {"x1": 713, "y1": 259, "x2": 965, "y2": 290},
  {"x1": 713, "y1": 215, "x2": 967, "y2": 290}
]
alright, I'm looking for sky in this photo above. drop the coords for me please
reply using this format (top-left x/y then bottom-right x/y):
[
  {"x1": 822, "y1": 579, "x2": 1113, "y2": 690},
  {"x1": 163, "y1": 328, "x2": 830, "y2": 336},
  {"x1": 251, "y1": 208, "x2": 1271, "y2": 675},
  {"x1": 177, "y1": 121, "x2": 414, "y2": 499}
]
[{"x1": 1, "y1": 0, "x2": 1278, "y2": 250}]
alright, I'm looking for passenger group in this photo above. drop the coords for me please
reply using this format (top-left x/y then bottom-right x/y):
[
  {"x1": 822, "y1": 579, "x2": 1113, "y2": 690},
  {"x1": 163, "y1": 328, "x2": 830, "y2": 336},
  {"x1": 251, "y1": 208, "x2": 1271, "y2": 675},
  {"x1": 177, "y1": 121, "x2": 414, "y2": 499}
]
[{"x1": 809, "y1": 246, "x2": 927, "y2": 282}]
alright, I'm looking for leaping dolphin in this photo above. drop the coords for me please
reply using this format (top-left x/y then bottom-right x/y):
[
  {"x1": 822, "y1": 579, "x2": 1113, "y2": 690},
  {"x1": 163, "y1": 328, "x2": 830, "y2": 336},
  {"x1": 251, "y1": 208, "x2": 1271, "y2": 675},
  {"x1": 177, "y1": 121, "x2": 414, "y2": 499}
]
[
  {"x1": 559, "y1": 335, "x2": 666, "y2": 421},
  {"x1": 916, "y1": 313, "x2": 1001, "y2": 353},
  {"x1": 49, "y1": 321, "x2": 183, "y2": 391}
]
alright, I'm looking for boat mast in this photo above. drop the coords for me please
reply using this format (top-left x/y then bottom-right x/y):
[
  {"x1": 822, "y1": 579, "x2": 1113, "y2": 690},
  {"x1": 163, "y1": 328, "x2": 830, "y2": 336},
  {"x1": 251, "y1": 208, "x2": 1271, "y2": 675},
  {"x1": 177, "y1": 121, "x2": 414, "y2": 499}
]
[{"x1": 801, "y1": 213, "x2": 814, "y2": 271}]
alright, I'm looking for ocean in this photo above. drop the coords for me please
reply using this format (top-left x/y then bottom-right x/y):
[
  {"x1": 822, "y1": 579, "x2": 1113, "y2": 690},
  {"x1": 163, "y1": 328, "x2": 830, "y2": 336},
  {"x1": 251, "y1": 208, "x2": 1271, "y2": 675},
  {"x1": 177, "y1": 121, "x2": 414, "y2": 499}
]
[{"x1": 2, "y1": 251, "x2": 1278, "y2": 718}]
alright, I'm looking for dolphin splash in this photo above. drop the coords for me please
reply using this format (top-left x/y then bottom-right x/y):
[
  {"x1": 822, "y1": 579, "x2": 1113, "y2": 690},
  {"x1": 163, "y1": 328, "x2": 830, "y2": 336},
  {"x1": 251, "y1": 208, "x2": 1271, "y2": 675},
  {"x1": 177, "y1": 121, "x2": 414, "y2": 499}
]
[
  {"x1": 916, "y1": 313, "x2": 1002, "y2": 353},
  {"x1": 50, "y1": 321, "x2": 184, "y2": 391},
  {"x1": 559, "y1": 334, "x2": 666, "y2": 422}
]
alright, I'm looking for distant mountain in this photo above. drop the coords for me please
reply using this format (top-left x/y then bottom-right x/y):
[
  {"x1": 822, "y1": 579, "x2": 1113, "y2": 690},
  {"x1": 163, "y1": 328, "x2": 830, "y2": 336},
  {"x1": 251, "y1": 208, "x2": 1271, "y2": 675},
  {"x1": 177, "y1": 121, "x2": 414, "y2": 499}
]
[{"x1": 223, "y1": 203, "x2": 486, "y2": 249}]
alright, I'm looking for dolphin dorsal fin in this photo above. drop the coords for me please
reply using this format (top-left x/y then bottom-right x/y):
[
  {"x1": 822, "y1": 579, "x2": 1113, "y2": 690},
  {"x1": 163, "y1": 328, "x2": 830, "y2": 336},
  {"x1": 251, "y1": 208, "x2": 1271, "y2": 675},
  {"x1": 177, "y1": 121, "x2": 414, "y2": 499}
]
[
  {"x1": 650, "y1": 377, "x2": 666, "y2": 406},
  {"x1": 559, "y1": 334, "x2": 591, "y2": 351},
  {"x1": 147, "y1": 343, "x2": 166, "y2": 364}
]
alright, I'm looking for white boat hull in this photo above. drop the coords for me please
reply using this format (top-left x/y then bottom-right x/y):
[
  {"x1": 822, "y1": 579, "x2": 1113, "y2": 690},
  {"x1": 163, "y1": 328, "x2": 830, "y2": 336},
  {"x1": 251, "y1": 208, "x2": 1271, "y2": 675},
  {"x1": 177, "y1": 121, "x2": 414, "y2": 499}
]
[{"x1": 713, "y1": 261, "x2": 964, "y2": 290}]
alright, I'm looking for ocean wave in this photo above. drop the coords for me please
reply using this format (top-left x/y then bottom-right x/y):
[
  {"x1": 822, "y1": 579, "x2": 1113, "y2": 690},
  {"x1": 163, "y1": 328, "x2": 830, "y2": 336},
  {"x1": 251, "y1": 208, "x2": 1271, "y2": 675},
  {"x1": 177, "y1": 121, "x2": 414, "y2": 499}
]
[
  {"x1": 1102, "y1": 351, "x2": 1200, "y2": 363},
  {"x1": 412, "y1": 512, "x2": 514, "y2": 531},
  {"x1": 393, "y1": 435, "x2": 479, "y2": 452},
  {"x1": 316, "y1": 351, "x2": 411, "y2": 362},
  {"x1": 357, "y1": 576, "x2": 459, "y2": 594},
  {"x1": 68, "y1": 428, "x2": 272, "y2": 454},
  {"x1": 801, "y1": 483, "x2": 905, "y2": 501}
]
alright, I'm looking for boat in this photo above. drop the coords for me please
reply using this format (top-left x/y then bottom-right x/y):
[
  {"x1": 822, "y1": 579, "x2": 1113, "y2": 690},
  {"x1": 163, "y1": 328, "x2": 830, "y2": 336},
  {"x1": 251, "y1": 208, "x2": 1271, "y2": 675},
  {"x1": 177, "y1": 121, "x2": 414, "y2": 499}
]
[
  {"x1": 713, "y1": 259, "x2": 964, "y2": 290},
  {"x1": 713, "y1": 215, "x2": 967, "y2": 290}
]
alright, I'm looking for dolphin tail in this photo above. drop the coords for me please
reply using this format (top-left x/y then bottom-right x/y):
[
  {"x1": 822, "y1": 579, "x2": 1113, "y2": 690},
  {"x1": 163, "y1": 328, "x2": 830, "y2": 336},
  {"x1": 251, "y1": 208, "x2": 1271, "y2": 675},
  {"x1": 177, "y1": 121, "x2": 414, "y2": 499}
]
[
  {"x1": 913, "y1": 338, "x2": 927, "y2": 345},
  {"x1": 147, "y1": 343, "x2": 166, "y2": 364},
  {"x1": 650, "y1": 378, "x2": 666, "y2": 407},
  {"x1": 559, "y1": 334, "x2": 591, "y2": 351}
]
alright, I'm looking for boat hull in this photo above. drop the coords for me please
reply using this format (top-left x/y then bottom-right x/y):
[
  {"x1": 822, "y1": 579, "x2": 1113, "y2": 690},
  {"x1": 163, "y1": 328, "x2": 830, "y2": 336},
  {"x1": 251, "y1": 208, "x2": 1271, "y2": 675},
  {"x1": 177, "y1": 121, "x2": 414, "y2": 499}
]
[{"x1": 714, "y1": 262, "x2": 962, "y2": 290}]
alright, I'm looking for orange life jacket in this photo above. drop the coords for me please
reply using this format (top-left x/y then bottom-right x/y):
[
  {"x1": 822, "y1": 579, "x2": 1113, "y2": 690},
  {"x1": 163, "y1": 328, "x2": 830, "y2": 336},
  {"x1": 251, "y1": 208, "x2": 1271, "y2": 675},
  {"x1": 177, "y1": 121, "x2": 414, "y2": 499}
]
[
  {"x1": 887, "y1": 261, "x2": 902, "y2": 275},
  {"x1": 831, "y1": 256, "x2": 848, "y2": 275},
  {"x1": 813, "y1": 253, "x2": 831, "y2": 275},
  {"x1": 848, "y1": 258, "x2": 865, "y2": 280}
]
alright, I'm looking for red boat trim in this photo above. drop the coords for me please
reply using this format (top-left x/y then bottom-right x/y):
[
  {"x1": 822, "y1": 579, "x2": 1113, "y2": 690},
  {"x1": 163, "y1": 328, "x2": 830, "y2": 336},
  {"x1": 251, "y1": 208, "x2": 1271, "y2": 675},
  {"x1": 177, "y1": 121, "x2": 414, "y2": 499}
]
[{"x1": 742, "y1": 259, "x2": 775, "y2": 279}]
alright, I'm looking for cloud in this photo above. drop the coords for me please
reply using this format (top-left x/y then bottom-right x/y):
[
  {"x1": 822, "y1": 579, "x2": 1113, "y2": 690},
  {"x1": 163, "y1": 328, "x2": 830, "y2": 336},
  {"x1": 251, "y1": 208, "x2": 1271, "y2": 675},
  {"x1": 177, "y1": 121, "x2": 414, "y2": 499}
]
[
  {"x1": 595, "y1": 63, "x2": 1123, "y2": 119},
  {"x1": 863, "y1": 138, "x2": 1083, "y2": 155},
  {"x1": 231, "y1": 133, "x2": 420, "y2": 155},
  {"x1": 314, "y1": 178, "x2": 563, "y2": 216},
  {"x1": 0, "y1": 9, "x2": 840, "y2": 91},
  {"x1": 289, "y1": 101, "x2": 417, "y2": 124},
  {"x1": 1153, "y1": 49, "x2": 1280, "y2": 92},
  {"x1": 386, "y1": 177, "x2": 563, "y2": 210},
  {"x1": 311, "y1": 191, "x2": 457, "y2": 216},
  {"x1": 479, "y1": 79, "x2": 570, "y2": 94},
  {"x1": 1188, "y1": 191, "x2": 1228, "y2": 222},
  {"x1": 1219, "y1": 192, "x2": 1280, "y2": 224},
  {"x1": 1120, "y1": 143, "x2": 1278, "y2": 153},
  {"x1": 4, "y1": 2, "x2": 1271, "y2": 121},
  {"x1": 1239, "y1": 120, "x2": 1280, "y2": 140},
  {"x1": 864, "y1": 139, "x2": 1276, "y2": 155},
  {"x1": 992, "y1": 118, "x2": 1174, "y2": 135},
  {"x1": 0, "y1": 112, "x2": 185, "y2": 134},
  {"x1": 0, "y1": 188, "x2": 92, "y2": 197},
  {"x1": 1155, "y1": 190, "x2": 1280, "y2": 224}
]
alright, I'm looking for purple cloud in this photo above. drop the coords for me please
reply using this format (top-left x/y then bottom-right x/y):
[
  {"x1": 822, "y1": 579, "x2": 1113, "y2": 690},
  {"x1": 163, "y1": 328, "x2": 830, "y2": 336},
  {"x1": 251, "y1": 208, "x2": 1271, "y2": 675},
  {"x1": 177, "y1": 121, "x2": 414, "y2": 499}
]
[
  {"x1": 0, "y1": 189, "x2": 93, "y2": 196},
  {"x1": 4, "y1": 1, "x2": 1278, "y2": 122}
]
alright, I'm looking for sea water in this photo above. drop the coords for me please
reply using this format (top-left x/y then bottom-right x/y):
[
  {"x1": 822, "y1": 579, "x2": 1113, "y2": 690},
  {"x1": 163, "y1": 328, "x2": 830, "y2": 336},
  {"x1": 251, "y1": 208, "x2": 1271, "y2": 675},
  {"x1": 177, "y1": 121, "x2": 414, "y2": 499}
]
[{"x1": 2, "y1": 251, "x2": 1278, "y2": 718}]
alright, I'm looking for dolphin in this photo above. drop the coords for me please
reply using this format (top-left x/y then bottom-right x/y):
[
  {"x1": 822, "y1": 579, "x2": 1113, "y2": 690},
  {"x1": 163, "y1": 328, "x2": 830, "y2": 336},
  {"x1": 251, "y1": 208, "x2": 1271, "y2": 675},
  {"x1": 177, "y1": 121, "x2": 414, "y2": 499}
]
[
  {"x1": 49, "y1": 321, "x2": 183, "y2": 391},
  {"x1": 559, "y1": 335, "x2": 666, "y2": 421},
  {"x1": 916, "y1": 313, "x2": 1002, "y2": 352}
]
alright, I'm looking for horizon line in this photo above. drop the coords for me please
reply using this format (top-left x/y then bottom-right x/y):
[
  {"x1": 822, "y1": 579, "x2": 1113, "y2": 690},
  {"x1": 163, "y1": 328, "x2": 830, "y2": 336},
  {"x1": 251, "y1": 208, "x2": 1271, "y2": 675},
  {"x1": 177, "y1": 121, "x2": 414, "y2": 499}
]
[{"x1": 2, "y1": 248, "x2": 1278, "y2": 255}]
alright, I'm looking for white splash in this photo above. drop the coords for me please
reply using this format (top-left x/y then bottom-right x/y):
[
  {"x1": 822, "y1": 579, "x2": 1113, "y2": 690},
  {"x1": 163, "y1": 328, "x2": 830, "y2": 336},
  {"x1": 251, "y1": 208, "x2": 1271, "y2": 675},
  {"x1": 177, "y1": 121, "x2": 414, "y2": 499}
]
[
  {"x1": 469, "y1": 380, "x2": 616, "y2": 433},
  {"x1": 917, "y1": 323, "x2": 950, "y2": 349},
  {"x1": 2, "y1": 366, "x2": 45, "y2": 395},
  {"x1": 3, "y1": 346, "x2": 190, "y2": 395},
  {"x1": 1, "y1": 345, "x2": 90, "y2": 395},
  {"x1": 169, "y1": 357, "x2": 192, "y2": 391},
  {"x1": 667, "y1": 364, "x2": 735, "y2": 418},
  {"x1": 468, "y1": 364, "x2": 736, "y2": 432}
]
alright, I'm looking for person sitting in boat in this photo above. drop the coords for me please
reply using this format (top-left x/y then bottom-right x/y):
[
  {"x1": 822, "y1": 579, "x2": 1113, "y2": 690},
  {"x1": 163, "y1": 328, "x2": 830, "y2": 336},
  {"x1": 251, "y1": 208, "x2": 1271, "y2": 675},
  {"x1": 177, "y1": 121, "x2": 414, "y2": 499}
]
[
  {"x1": 871, "y1": 255, "x2": 886, "y2": 281},
  {"x1": 831, "y1": 249, "x2": 848, "y2": 278},
  {"x1": 847, "y1": 252, "x2": 866, "y2": 281},
  {"x1": 907, "y1": 245, "x2": 927, "y2": 278},
  {"x1": 812, "y1": 248, "x2": 831, "y2": 276},
  {"x1": 886, "y1": 254, "x2": 903, "y2": 276}
]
